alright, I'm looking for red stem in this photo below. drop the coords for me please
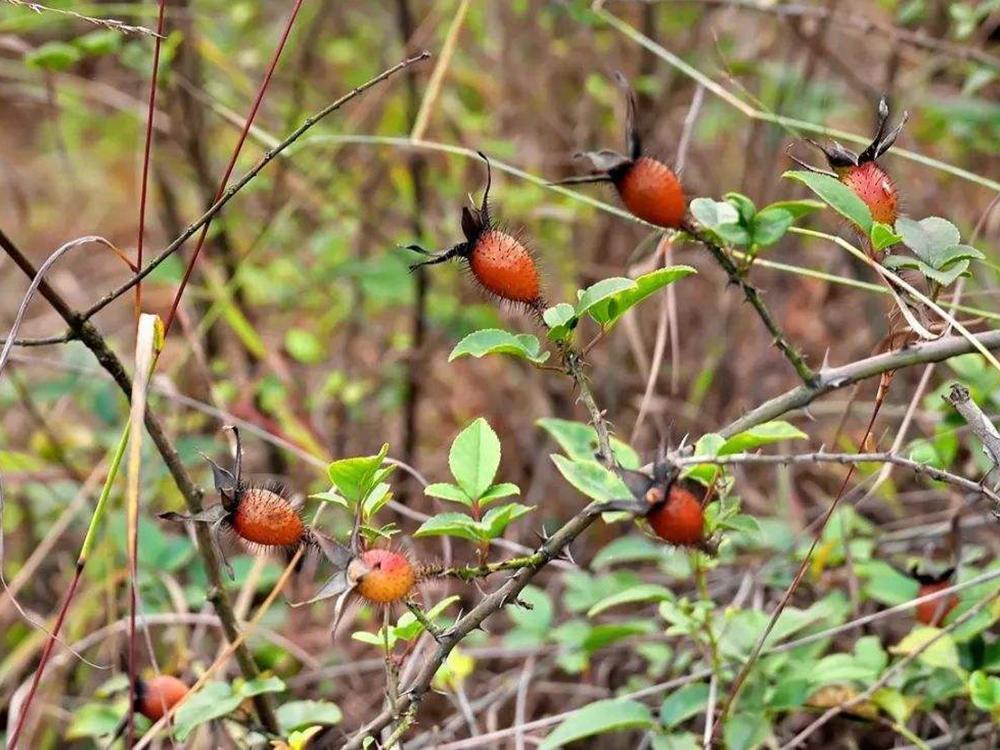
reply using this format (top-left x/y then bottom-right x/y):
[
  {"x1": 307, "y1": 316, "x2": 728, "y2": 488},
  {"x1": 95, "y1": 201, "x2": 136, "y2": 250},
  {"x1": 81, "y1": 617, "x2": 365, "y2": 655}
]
[
  {"x1": 133, "y1": 0, "x2": 167, "y2": 324},
  {"x1": 7, "y1": 563, "x2": 85, "y2": 750},
  {"x1": 162, "y1": 0, "x2": 306, "y2": 336}
]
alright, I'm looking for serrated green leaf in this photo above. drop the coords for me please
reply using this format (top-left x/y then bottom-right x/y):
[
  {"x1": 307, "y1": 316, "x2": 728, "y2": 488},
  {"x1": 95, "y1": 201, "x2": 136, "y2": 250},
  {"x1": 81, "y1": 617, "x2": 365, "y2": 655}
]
[
  {"x1": 448, "y1": 328, "x2": 549, "y2": 364},
  {"x1": 550, "y1": 455, "x2": 632, "y2": 502},
  {"x1": 449, "y1": 418, "x2": 501, "y2": 501},
  {"x1": 784, "y1": 170, "x2": 873, "y2": 233},
  {"x1": 896, "y1": 216, "x2": 961, "y2": 267},
  {"x1": 478, "y1": 481, "x2": 521, "y2": 507},
  {"x1": 584, "y1": 267, "x2": 696, "y2": 329},
  {"x1": 543, "y1": 302, "x2": 576, "y2": 328},
  {"x1": 539, "y1": 699, "x2": 654, "y2": 749},
  {"x1": 543, "y1": 302, "x2": 577, "y2": 343},
  {"x1": 479, "y1": 502, "x2": 534, "y2": 538},
  {"x1": 576, "y1": 277, "x2": 636, "y2": 320},
  {"x1": 413, "y1": 513, "x2": 484, "y2": 542},
  {"x1": 424, "y1": 482, "x2": 473, "y2": 506},
  {"x1": 537, "y1": 417, "x2": 640, "y2": 469},
  {"x1": 720, "y1": 421, "x2": 807, "y2": 455},
  {"x1": 870, "y1": 221, "x2": 902, "y2": 252},
  {"x1": 587, "y1": 584, "x2": 673, "y2": 617},
  {"x1": 327, "y1": 444, "x2": 390, "y2": 506}
]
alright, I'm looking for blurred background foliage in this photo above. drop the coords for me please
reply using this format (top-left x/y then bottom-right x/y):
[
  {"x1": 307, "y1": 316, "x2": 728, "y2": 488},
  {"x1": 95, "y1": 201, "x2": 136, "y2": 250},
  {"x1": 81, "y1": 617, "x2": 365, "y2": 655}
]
[{"x1": 1, "y1": 0, "x2": 999, "y2": 747}]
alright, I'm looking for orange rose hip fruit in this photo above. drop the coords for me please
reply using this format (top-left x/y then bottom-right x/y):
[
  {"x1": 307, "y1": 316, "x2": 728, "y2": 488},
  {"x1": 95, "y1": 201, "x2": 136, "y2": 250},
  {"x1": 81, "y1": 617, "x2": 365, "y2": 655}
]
[{"x1": 353, "y1": 549, "x2": 417, "y2": 604}]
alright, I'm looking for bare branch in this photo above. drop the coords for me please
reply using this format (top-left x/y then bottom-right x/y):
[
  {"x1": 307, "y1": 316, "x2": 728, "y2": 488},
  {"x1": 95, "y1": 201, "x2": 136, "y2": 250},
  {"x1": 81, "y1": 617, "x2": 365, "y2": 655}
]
[
  {"x1": 720, "y1": 330, "x2": 1000, "y2": 438},
  {"x1": 944, "y1": 382, "x2": 1000, "y2": 475}
]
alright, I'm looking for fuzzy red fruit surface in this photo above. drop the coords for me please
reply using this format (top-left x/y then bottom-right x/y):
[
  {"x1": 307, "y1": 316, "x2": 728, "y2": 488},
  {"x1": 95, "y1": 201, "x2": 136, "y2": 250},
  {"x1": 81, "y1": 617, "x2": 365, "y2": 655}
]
[
  {"x1": 647, "y1": 484, "x2": 704, "y2": 546},
  {"x1": 616, "y1": 157, "x2": 686, "y2": 229},
  {"x1": 840, "y1": 162, "x2": 898, "y2": 225},
  {"x1": 231, "y1": 488, "x2": 304, "y2": 547},
  {"x1": 356, "y1": 549, "x2": 416, "y2": 604},
  {"x1": 468, "y1": 230, "x2": 542, "y2": 305},
  {"x1": 138, "y1": 675, "x2": 188, "y2": 721},
  {"x1": 916, "y1": 581, "x2": 957, "y2": 626}
]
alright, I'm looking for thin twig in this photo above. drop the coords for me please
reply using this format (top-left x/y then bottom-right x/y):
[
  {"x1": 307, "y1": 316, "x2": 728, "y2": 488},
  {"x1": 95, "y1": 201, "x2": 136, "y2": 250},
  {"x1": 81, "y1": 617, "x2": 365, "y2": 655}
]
[
  {"x1": 79, "y1": 52, "x2": 430, "y2": 322},
  {"x1": 944, "y1": 383, "x2": 1000, "y2": 477},
  {"x1": 675, "y1": 451, "x2": 1000, "y2": 504},
  {"x1": 3, "y1": 0, "x2": 163, "y2": 37},
  {"x1": 682, "y1": 221, "x2": 815, "y2": 385}
]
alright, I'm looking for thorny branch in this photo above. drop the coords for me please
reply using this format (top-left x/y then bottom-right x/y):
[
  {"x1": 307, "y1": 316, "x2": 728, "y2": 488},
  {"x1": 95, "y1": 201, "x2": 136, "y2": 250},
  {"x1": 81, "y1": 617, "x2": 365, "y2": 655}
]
[
  {"x1": 944, "y1": 382, "x2": 1000, "y2": 484},
  {"x1": 720, "y1": 329, "x2": 1000, "y2": 438},
  {"x1": 341, "y1": 357, "x2": 616, "y2": 749},
  {"x1": 0, "y1": 229, "x2": 281, "y2": 733},
  {"x1": 682, "y1": 221, "x2": 816, "y2": 385},
  {"x1": 674, "y1": 450, "x2": 1000, "y2": 506}
]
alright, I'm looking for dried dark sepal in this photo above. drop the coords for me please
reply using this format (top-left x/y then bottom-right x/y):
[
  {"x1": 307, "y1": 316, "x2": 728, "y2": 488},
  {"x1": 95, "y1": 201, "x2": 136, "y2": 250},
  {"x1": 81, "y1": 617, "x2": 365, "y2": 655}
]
[
  {"x1": 910, "y1": 564, "x2": 955, "y2": 586},
  {"x1": 797, "y1": 95, "x2": 908, "y2": 173}
]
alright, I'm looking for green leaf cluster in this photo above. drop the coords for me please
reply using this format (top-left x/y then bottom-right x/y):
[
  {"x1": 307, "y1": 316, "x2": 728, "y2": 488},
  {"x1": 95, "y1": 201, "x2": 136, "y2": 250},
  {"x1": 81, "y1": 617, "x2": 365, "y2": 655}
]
[{"x1": 415, "y1": 418, "x2": 531, "y2": 543}]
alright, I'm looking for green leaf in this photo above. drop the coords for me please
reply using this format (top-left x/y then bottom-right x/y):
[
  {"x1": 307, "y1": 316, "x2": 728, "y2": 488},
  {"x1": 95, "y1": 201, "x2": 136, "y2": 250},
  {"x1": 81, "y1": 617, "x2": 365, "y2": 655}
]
[
  {"x1": 784, "y1": 170, "x2": 873, "y2": 233},
  {"x1": 449, "y1": 418, "x2": 502, "y2": 501},
  {"x1": 236, "y1": 675, "x2": 286, "y2": 698},
  {"x1": 690, "y1": 197, "x2": 740, "y2": 228},
  {"x1": 543, "y1": 303, "x2": 577, "y2": 343},
  {"x1": 577, "y1": 277, "x2": 636, "y2": 313},
  {"x1": 660, "y1": 683, "x2": 710, "y2": 728},
  {"x1": 969, "y1": 670, "x2": 1000, "y2": 712},
  {"x1": 896, "y1": 216, "x2": 961, "y2": 267},
  {"x1": 584, "y1": 267, "x2": 696, "y2": 329},
  {"x1": 479, "y1": 502, "x2": 534, "y2": 538},
  {"x1": 762, "y1": 199, "x2": 825, "y2": 219},
  {"x1": 870, "y1": 222, "x2": 902, "y2": 252},
  {"x1": 424, "y1": 482, "x2": 473, "y2": 506},
  {"x1": 892, "y1": 626, "x2": 962, "y2": 672},
  {"x1": 67, "y1": 703, "x2": 124, "y2": 740},
  {"x1": 591, "y1": 535, "x2": 664, "y2": 568},
  {"x1": 749, "y1": 207, "x2": 793, "y2": 248},
  {"x1": 720, "y1": 421, "x2": 807, "y2": 455},
  {"x1": 25, "y1": 41, "x2": 82, "y2": 71},
  {"x1": 725, "y1": 192, "x2": 757, "y2": 223},
  {"x1": 478, "y1": 482, "x2": 521, "y2": 507},
  {"x1": 537, "y1": 417, "x2": 641, "y2": 469},
  {"x1": 937, "y1": 244, "x2": 985, "y2": 266},
  {"x1": 449, "y1": 328, "x2": 549, "y2": 364},
  {"x1": 872, "y1": 688, "x2": 912, "y2": 724},
  {"x1": 587, "y1": 584, "x2": 673, "y2": 617},
  {"x1": 539, "y1": 699, "x2": 654, "y2": 749},
  {"x1": 724, "y1": 712, "x2": 771, "y2": 750},
  {"x1": 174, "y1": 682, "x2": 243, "y2": 741},
  {"x1": 550, "y1": 455, "x2": 632, "y2": 502},
  {"x1": 414, "y1": 513, "x2": 484, "y2": 542},
  {"x1": 327, "y1": 444, "x2": 390, "y2": 506},
  {"x1": 856, "y1": 560, "x2": 919, "y2": 606},
  {"x1": 543, "y1": 302, "x2": 576, "y2": 328},
  {"x1": 277, "y1": 701, "x2": 343, "y2": 732},
  {"x1": 921, "y1": 260, "x2": 970, "y2": 286}
]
